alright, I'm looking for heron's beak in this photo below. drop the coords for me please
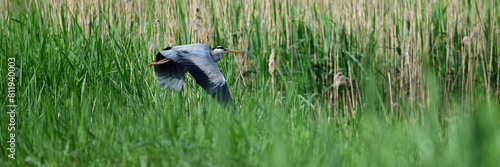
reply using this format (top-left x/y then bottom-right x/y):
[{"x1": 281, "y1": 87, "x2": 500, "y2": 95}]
[{"x1": 227, "y1": 49, "x2": 242, "y2": 53}]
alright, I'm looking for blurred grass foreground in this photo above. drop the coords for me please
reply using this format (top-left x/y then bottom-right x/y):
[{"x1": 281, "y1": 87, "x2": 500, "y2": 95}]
[{"x1": 1, "y1": 0, "x2": 499, "y2": 166}]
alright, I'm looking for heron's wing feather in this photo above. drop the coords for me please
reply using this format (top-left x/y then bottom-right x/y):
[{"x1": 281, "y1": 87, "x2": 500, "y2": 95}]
[
  {"x1": 155, "y1": 49, "x2": 186, "y2": 91},
  {"x1": 174, "y1": 45, "x2": 233, "y2": 106}
]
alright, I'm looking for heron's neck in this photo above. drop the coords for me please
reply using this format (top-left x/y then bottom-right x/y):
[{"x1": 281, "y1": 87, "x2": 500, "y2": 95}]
[{"x1": 211, "y1": 53, "x2": 221, "y2": 63}]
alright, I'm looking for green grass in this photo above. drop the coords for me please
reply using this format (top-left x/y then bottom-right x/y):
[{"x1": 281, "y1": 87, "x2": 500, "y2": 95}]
[{"x1": 1, "y1": 0, "x2": 499, "y2": 166}]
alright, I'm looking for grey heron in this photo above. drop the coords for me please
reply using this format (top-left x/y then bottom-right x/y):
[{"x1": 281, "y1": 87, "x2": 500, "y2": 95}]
[{"x1": 148, "y1": 43, "x2": 241, "y2": 108}]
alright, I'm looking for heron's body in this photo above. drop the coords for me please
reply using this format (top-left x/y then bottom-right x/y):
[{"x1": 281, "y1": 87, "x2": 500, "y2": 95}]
[{"x1": 150, "y1": 43, "x2": 240, "y2": 108}]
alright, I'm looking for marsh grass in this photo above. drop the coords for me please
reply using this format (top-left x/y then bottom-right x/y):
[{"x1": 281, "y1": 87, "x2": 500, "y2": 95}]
[{"x1": 0, "y1": 0, "x2": 499, "y2": 166}]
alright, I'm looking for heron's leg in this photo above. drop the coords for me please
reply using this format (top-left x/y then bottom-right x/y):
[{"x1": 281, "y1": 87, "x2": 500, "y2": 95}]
[
  {"x1": 156, "y1": 58, "x2": 172, "y2": 64},
  {"x1": 148, "y1": 58, "x2": 172, "y2": 66}
]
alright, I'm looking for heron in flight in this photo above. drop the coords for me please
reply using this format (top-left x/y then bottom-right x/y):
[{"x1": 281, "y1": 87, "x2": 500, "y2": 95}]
[{"x1": 148, "y1": 43, "x2": 241, "y2": 108}]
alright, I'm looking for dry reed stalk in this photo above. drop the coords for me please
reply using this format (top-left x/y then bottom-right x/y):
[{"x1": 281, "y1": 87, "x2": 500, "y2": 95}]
[{"x1": 269, "y1": 48, "x2": 276, "y2": 92}]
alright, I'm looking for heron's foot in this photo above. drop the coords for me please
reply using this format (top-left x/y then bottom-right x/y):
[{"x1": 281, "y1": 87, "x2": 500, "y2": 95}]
[{"x1": 148, "y1": 58, "x2": 172, "y2": 66}]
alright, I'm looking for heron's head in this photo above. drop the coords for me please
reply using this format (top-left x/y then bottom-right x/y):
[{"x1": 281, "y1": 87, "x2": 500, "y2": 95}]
[{"x1": 211, "y1": 46, "x2": 241, "y2": 55}]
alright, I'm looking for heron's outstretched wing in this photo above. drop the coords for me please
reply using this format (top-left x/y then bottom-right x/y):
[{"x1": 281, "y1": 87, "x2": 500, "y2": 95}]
[
  {"x1": 155, "y1": 48, "x2": 186, "y2": 91},
  {"x1": 173, "y1": 44, "x2": 233, "y2": 107}
]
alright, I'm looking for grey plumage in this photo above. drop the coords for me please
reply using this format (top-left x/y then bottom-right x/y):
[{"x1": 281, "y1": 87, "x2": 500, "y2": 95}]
[{"x1": 153, "y1": 43, "x2": 237, "y2": 107}]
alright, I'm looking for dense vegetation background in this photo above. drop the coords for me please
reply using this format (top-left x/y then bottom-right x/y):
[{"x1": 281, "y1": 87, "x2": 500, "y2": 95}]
[{"x1": 1, "y1": 0, "x2": 499, "y2": 166}]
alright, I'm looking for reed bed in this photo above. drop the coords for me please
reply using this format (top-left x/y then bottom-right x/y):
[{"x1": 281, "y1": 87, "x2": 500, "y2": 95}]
[{"x1": 0, "y1": 0, "x2": 499, "y2": 166}]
